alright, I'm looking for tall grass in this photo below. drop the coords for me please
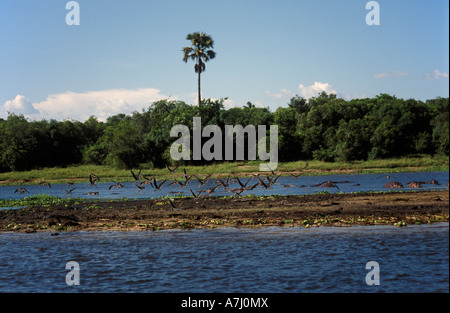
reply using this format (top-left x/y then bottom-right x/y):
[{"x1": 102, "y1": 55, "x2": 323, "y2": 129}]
[{"x1": 0, "y1": 155, "x2": 448, "y2": 185}]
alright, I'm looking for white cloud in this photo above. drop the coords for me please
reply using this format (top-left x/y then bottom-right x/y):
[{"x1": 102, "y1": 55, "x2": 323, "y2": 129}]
[
  {"x1": 264, "y1": 88, "x2": 293, "y2": 100},
  {"x1": 1, "y1": 95, "x2": 39, "y2": 117},
  {"x1": 1, "y1": 88, "x2": 169, "y2": 121},
  {"x1": 298, "y1": 81, "x2": 337, "y2": 99},
  {"x1": 223, "y1": 98, "x2": 237, "y2": 109},
  {"x1": 373, "y1": 71, "x2": 408, "y2": 79},
  {"x1": 252, "y1": 101, "x2": 266, "y2": 108},
  {"x1": 425, "y1": 70, "x2": 449, "y2": 80},
  {"x1": 343, "y1": 93, "x2": 367, "y2": 100}
]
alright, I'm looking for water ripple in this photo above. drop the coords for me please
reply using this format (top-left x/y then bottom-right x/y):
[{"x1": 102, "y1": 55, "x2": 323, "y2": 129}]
[{"x1": 0, "y1": 223, "x2": 448, "y2": 292}]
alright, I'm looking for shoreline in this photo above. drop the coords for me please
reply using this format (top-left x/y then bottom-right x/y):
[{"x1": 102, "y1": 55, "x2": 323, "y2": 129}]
[
  {"x1": 0, "y1": 155, "x2": 448, "y2": 186},
  {"x1": 1, "y1": 190, "x2": 448, "y2": 233}
]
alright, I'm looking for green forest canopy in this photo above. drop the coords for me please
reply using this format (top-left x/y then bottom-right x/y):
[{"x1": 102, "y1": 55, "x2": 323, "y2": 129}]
[{"x1": 0, "y1": 93, "x2": 448, "y2": 172}]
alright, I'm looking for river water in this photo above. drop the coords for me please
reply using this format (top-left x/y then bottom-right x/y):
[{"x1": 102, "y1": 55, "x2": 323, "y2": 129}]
[
  {"x1": 0, "y1": 171, "x2": 448, "y2": 293},
  {"x1": 1, "y1": 171, "x2": 449, "y2": 202},
  {"x1": 0, "y1": 223, "x2": 448, "y2": 293}
]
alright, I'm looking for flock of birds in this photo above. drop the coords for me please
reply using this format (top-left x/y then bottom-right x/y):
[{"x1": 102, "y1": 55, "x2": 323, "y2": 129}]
[{"x1": 12, "y1": 165, "x2": 449, "y2": 202}]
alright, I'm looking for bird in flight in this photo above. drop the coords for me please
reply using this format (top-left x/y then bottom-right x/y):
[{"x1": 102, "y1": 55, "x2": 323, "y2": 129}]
[
  {"x1": 166, "y1": 165, "x2": 179, "y2": 173},
  {"x1": 267, "y1": 174, "x2": 282, "y2": 185},
  {"x1": 109, "y1": 182, "x2": 125, "y2": 190},
  {"x1": 64, "y1": 188, "x2": 77, "y2": 194},
  {"x1": 89, "y1": 174, "x2": 101, "y2": 186},
  {"x1": 40, "y1": 182, "x2": 51, "y2": 188},
  {"x1": 216, "y1": 176, "x2": 232, "y2": 188},
  {"x1": 14, "y1": 187, "x2": 29, "y2": 194},
  {"x1": 245, "y1": 183, "x2": 259, "y2": 191},
  {"x1": 256, "y1": 176, "x2": 270, "y2": 189},
  {"x1": 169, "y1": 176, "x2": 191, "y2": 188},
  {"x1": 131, "y1": 169, "x2": 140, "y2": 181},
  {"x1": 190, "y1": 189, "x2": 203, "y2": 199},
  {"x1": 204, "y1": 184, "x2": 220, "y2": 196},
  {"x1": 135, "y1": 182, "x2": 145, "y2": 194},
  {"x1": 168, "y1": 198, "x2": 184, "y2": 211},
  {"x1": 153, "y1": 178, "x2": 166, "y2": 191},
  {"x1": 225, "y1": 187, "x2": 246, "y2": 197},
  {"x1": 194, "y1": 174, "x2": 212, "y2": 187},
  {"x1": 236, "y1": 177, "x2": 252, "y2": 188}
]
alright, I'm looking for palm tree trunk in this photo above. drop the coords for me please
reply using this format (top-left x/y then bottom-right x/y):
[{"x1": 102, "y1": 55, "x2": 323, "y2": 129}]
[{"x1": 197, "y1": 63, "x2": 201, "y2": 106}]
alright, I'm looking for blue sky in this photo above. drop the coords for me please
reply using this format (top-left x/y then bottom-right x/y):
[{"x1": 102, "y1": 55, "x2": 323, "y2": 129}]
[{"x1": 0, "y1": 0, "x2": 448, "y2": 121}]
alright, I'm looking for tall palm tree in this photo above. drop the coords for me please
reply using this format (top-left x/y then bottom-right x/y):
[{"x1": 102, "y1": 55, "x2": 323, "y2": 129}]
[{"x1": 182, "y1": 32, "x2": 216, "y2": 106}]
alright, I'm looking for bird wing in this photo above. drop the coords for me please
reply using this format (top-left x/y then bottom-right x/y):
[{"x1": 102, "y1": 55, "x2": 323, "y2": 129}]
[
  {"x1": 168, "y1": 199, "x2": 176, "y2": 208},
  {"x1": 131, "y1": 170, "x2": 138, "y2": 181}
]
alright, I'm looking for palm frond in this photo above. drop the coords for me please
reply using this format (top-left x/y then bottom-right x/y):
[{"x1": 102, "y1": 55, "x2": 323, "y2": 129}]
[
  {"x1": 182, "y1": 47, "x2": 194, "y2": 62},
  {"x1": 206, "y1": 50, "x2": 216, "y2": 59}
]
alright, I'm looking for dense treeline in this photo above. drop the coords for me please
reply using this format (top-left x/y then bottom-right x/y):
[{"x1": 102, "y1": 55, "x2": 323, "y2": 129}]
[{"x1": 0, "y1": 93, "x2": 448, "y2": 172}]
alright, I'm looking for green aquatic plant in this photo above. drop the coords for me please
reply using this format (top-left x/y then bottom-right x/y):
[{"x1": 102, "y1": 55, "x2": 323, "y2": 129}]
[{"x1": 0, "y1": 194, "x2": 85, "y2": 208}]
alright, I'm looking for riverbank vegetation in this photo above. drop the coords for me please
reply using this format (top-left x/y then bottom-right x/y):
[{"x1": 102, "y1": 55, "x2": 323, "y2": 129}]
[
  {"x1": 0, "y1": 93, "x2": 448, "y2": 174},
  {"x1": 0, "y1": 155, "x2": 447, "y2": 185}
]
